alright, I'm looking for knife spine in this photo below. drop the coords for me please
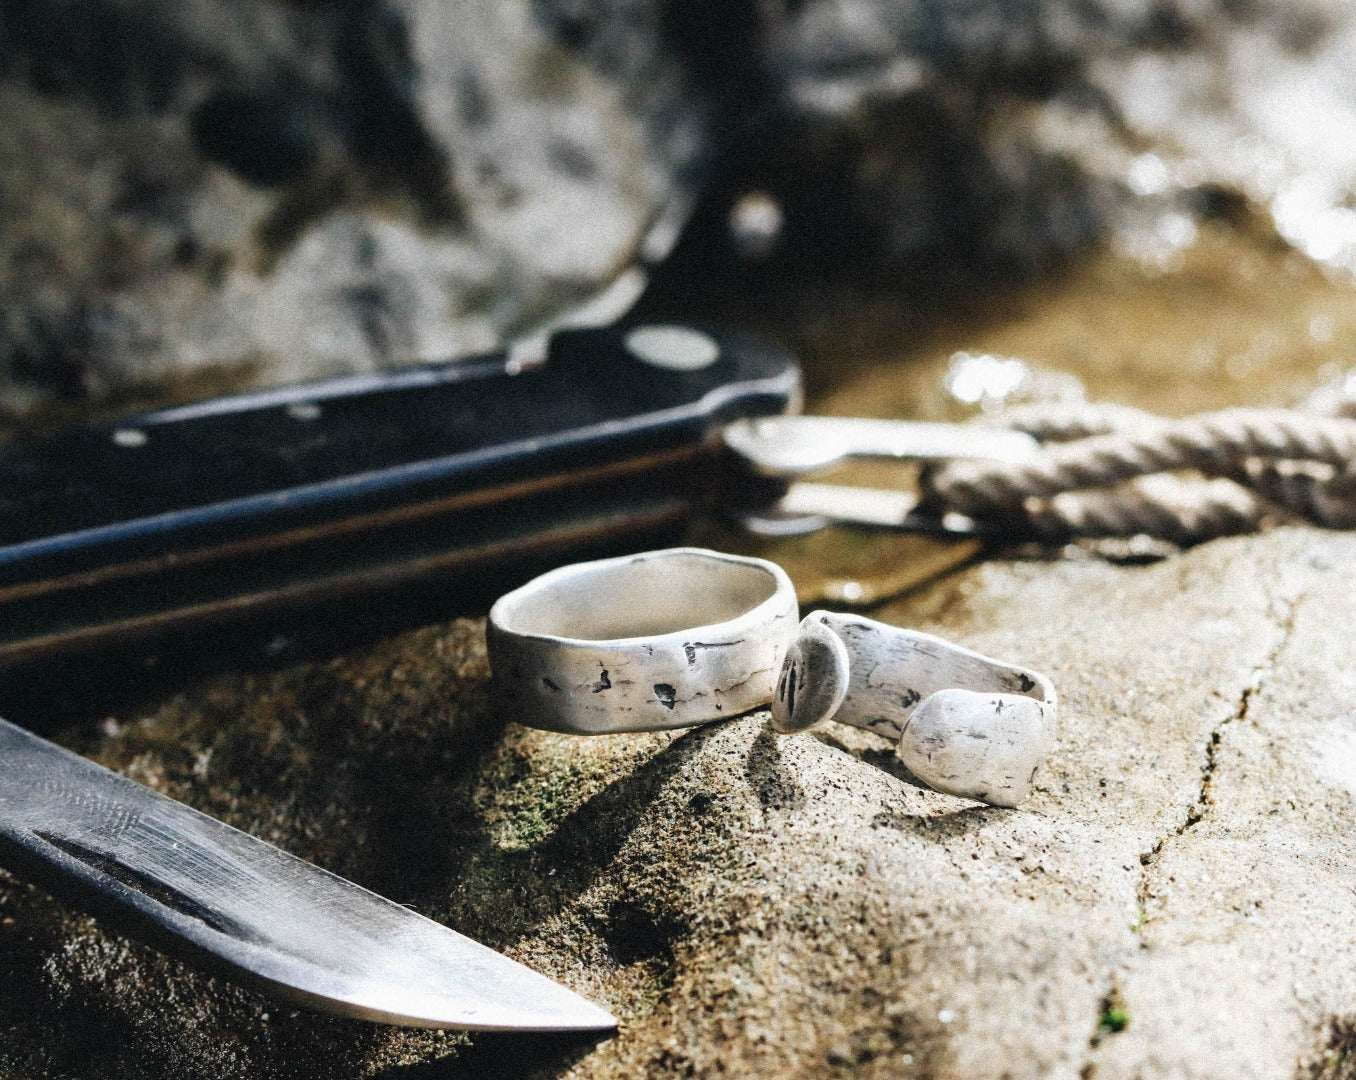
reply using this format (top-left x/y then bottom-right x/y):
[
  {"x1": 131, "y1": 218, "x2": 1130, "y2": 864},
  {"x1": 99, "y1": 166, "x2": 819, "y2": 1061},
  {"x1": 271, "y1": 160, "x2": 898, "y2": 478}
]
[
  {"x1": 0, "y1": 444, "x2": 704, "y2": 608},
  {"x1": 0, "y1": 495, "x2": 690, "y2": 669}
]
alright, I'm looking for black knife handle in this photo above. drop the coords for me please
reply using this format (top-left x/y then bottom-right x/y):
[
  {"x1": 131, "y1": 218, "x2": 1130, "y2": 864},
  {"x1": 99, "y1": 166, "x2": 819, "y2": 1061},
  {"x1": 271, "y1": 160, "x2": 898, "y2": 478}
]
[{"x1": 0, "y1": 323, "x2": 798, "y2": 669}]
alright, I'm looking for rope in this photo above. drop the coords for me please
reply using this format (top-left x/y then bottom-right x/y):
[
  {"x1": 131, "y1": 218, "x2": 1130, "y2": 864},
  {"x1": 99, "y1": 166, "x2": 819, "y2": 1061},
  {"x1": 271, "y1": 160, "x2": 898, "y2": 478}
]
[{"x1": 921, "y1": 405, "x2": 1356, "y2": 544}]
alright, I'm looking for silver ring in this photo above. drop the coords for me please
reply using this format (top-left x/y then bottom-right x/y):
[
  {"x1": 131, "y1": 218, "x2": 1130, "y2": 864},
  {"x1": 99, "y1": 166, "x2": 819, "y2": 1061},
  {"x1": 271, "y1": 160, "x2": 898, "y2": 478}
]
[
  {"x1": 771, "y1": 611, "x2": 1057, "y2": 808},
  {"x1": 487, "y1": 548, "x2": 799, "y2": 734}
]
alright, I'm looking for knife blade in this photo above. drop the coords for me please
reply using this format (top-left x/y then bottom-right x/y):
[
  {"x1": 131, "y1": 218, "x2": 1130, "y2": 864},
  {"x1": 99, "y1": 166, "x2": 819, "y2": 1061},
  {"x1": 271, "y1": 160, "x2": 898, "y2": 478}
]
[{"x1": 0, "y1": 716, "x2": 615, "y2": 1030}]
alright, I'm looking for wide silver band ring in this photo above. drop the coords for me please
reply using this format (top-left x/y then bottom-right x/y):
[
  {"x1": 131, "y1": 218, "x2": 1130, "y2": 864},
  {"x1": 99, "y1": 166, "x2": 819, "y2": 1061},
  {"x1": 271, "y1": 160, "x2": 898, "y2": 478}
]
[{"x1": 487, "y1": 548, "x2": 799, "y2": 734}]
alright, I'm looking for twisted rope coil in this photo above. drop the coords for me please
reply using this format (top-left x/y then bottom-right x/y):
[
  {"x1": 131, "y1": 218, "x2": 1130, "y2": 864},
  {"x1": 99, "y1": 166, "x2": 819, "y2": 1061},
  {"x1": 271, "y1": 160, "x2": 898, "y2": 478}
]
[{"x1": 922, "y1": 404, "x2": 1356, "y2": 544}]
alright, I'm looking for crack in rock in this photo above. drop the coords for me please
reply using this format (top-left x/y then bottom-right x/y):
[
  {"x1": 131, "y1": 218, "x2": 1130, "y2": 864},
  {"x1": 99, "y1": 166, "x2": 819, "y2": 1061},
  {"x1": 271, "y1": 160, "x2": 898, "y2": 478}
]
[
  {"x1": 1134, "y1": 582, "x2": 1307, "y2": 921},
  {"x1": 1084, "y1": 576, "x2": 1310, "y2": 1076}
]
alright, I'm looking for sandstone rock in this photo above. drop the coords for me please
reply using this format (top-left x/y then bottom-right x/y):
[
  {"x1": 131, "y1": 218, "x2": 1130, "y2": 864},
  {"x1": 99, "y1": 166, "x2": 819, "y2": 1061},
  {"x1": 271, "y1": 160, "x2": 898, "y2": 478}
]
[{"x1": 2, "y1": 527, "x2": 1354, "y2": 1078}]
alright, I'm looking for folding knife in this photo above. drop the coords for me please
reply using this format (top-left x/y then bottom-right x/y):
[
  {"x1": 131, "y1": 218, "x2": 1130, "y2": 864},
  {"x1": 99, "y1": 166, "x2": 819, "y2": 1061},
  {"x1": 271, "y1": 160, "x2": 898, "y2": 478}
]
[
  {"x1": 0, "y1": 321, "x2": 798, "y2": 672},
  {"x1": 0, "y1": 319, "x2": 797, "y2": 1029}
]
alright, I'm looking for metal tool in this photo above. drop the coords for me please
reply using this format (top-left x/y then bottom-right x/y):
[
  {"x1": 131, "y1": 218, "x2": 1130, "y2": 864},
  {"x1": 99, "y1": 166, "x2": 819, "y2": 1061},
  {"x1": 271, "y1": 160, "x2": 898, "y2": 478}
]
[
  {"x1": 0, "y1": 320, "x2": 798, "y2": 1030},
  {"x1": 0, "y1": 717, "x2": 615, "y2": 1030},
  {"x1": 731, "y1": 482, "x2": 988, "y2": 537},
  {"x1": 0, "y1": 315, "x2": 1029, "y2": 1028},
  {"x1": 722, "y1": 415, "x2": 1038, "y2": 476},
  {"x1": 0, "y1": 323, "x2": 798, "y2": 670},
  {"x1": 721, "y1": 415, "x2": 1040, "y2": 537}
]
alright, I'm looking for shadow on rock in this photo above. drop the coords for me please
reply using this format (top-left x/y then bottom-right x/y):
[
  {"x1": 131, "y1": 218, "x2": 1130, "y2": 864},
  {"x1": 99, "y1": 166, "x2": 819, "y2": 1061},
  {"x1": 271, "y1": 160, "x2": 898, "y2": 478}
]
[
  {"x1": 744, "y1": 725, "x2": 806, "y2": 812},
  {"x1": 871, "y1": 804, "x2": 999, "y2": 842},
  {"x1": 814, "y1": 732, "x2": 931, "y2": 789},
  {"x1": 397, "y1": 725, "x2": 734, "y2": 1077},
  {"x1": 0, "y1": 876, "x2": 380, "y2": 1080},
  {"x1": 440, "y1": 724, "x2": 727, "y2": 953},
  {"x1": 375, "y1": 1031, "x2": 608, "y2": 1080},
  {"x1": 813, "y1": 730, "x2": 1003, "y2": 839}
]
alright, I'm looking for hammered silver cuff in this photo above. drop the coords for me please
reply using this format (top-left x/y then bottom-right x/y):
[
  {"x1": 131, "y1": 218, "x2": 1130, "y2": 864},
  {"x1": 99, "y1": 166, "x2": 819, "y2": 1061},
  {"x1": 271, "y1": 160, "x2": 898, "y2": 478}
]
[
  {"x1": 487, "y1": 547, "x2": 1057, "y2": 807},
  {"x1": 770, "y1": 611, "x2": 1057, "y2": 808},
  {"x1": 487, "y1": 548, "x2": 798, "y2": 734}
]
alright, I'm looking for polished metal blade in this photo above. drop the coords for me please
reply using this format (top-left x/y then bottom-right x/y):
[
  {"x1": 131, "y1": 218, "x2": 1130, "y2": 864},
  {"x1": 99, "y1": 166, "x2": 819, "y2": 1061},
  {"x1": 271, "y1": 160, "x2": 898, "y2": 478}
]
[
  {"x1": 723, "y1": 415, "x2": 1039, "y2": 477},
  {"x1": 734, "y1": 481, "x2": 991, "y2": 538},
  {"x1": 0, "y1": 718, "x2": 615, "y2": 1031}
]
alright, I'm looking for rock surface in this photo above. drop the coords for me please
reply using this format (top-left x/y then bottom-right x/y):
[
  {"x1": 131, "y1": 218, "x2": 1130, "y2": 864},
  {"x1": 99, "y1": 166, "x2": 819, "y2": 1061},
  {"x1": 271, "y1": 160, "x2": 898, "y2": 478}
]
[
  {"x1": 4, "y1": 2, "x2": 1356, "y2": 1076},
  {"x1": 0, "y1": 0, "x2": 688, "y2": 409},
  {"x1": 3, "y1": 525, "x2": 1355, "y2": 1078},
  {"x1": 3, "y1": 0, "x2": 1356, "y2": 411}
]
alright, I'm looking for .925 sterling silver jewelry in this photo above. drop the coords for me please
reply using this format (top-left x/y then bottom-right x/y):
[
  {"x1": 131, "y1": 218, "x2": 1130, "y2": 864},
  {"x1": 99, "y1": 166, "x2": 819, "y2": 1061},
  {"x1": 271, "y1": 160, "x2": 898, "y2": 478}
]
[
  {"x1": 487, "y1": 548, "x2": 798, "y2": 734},
  {"x1": 770, "y1": 612, "x2": 1057, "y2": 808},
  {"x1": 487, "y1": 547, "x2": 1057, "y2": 807}
]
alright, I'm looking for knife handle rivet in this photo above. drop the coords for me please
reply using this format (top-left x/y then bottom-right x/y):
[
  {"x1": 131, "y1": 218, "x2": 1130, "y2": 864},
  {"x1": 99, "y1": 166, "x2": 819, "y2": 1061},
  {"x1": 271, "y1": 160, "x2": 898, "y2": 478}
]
[
  {"x1": 111, "y1": 428, "x2": 148, "y2": 448},
  {"x1": 286, "y1": 401, "x2": 322, "y2": 422},
  {"x1": 624, "y1": 325, "x2": 719, "y2": 371}
]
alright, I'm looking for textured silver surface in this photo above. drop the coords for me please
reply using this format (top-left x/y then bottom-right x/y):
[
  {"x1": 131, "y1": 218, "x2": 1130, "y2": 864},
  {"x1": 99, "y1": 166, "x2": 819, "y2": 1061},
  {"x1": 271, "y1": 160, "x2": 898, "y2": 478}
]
[
  {"x1": 488, "y1": 548, "x2": 798, "y2": 733},
  {"x1": 778, "y1": 611, "x2": 1057, "y2": 808}
]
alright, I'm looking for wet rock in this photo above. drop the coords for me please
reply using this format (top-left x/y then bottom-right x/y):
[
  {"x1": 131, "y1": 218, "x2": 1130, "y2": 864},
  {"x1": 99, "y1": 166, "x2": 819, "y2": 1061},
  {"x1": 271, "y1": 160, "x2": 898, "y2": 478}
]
[
  {"x1": 3, "y1": 0, "x2": 1356, "y2": 411},
  {"x1": 3, "y1": 527, "x2": 1356, "y2": 1077}
]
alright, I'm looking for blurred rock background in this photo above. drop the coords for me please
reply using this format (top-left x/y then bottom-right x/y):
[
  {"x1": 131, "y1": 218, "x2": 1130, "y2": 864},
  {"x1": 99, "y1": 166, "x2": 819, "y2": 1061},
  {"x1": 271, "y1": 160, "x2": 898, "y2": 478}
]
[{"x1": 1, "y1": 0, "x2": 1354, "y2": 419}]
